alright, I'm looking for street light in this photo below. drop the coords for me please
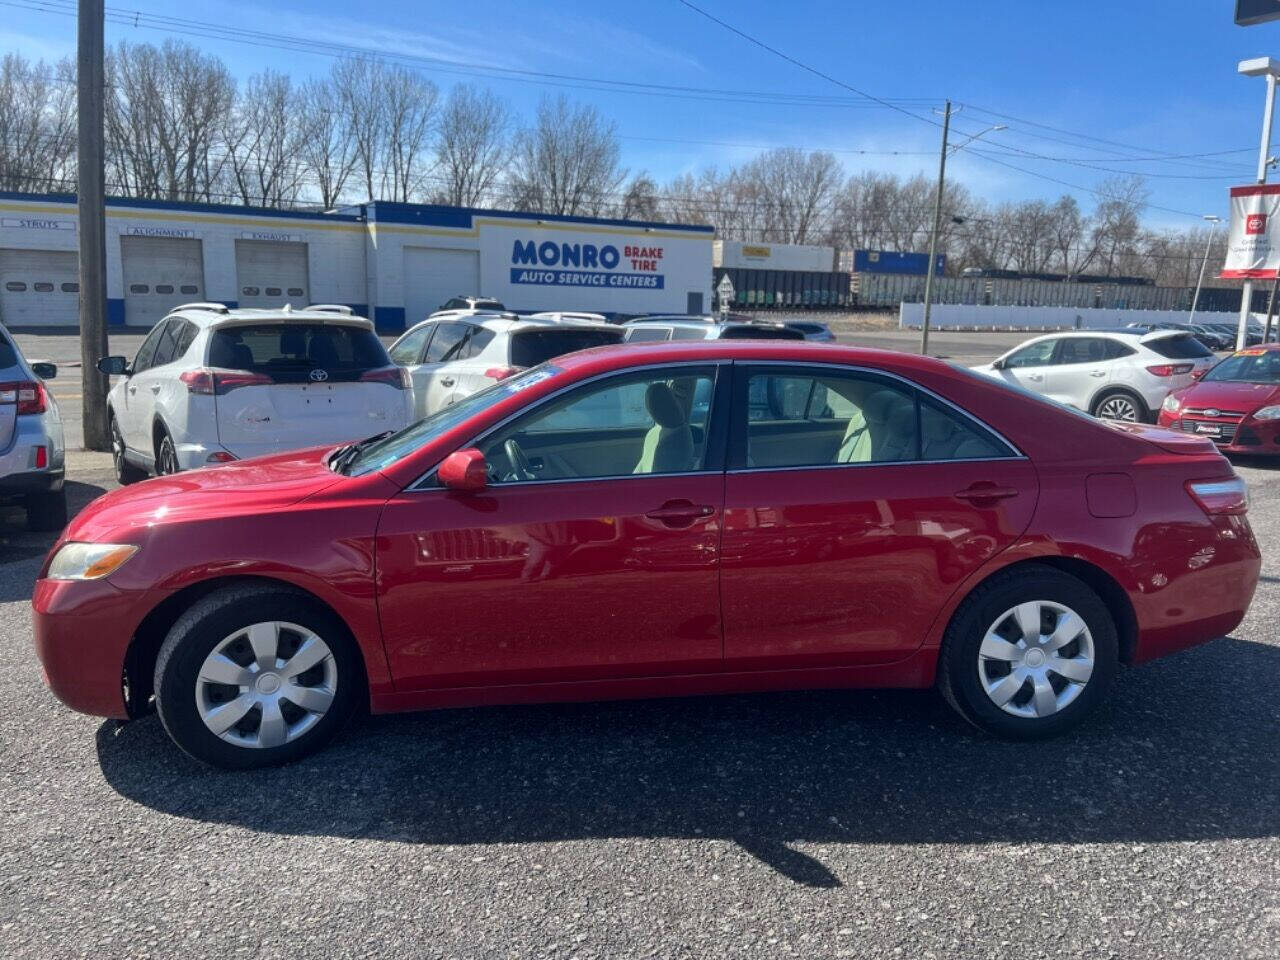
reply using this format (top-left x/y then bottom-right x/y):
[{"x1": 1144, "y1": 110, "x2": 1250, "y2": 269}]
[
  {"x1": 919, "y1": 103, "x2": 1007, "y2": 355},
  {"x1": 1188, "y1": 214, "x2": 1221, "y2": 325},
  {"x1": 1234, "y1": 57, "x2": 1280, "y2": 349}
]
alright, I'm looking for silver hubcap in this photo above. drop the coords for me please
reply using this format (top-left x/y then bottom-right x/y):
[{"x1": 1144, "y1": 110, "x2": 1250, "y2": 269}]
[
  {"x1": 195, "y1": 621, "x2": 337, "y2": 749},
  {"x1": 1098, "y1": 396, "x2": 1138, "y2": 421},
  {"x1": 978, "y1": 601, "x2": 1095, "y2": 719}
]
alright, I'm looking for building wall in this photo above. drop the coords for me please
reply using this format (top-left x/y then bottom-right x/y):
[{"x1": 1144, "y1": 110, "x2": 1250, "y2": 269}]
[{"x1": 0, "y1": 193, "x2": 714, "y2": 332}]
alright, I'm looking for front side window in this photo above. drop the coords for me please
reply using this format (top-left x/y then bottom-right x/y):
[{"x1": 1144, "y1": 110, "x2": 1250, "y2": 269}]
[
  {"x1": 479, "y1": 367, "x2": 718, "y2": 483},
  {"x1": 131, "y1": 321, "x2": 170, "y2": 373},
  {"x1": 389, "y1": 324, "x2": 434, "y2": 365},
  {"x1": 737, "y1": 367, "x2": 1012, "y2": 469},
  {"x1": 1003, "y1": 340, "x2": 1057, "y2": 368}
]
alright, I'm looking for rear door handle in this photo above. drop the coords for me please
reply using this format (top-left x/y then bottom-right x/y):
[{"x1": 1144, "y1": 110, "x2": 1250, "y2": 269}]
[
  {"x1": 645, "y1": 500, "x2": 716, "y2": 526},
  {"x1": 1090, "y1": 370, "x2": 1106, "y2": 377},
  {"x1": 440, "y1": 377, "x2": 456, "y2": 387},
  {"x1": 150, "y1": 384, "x2": 161, "y2": 393},
  {"x1": 1026, "y1": 374, "x2": 1043, "y2": 382},
  {"x1": 128, "y1": 384, "x2": 137, "y2": 394},
  {"x1": 954, "y1": 484, "x2": 1020, "y2": 503}
]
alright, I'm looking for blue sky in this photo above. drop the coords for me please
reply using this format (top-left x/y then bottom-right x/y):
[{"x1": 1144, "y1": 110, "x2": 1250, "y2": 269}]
[{"x1": 4, "y1": 0, "x2": 1280, "y2": 228}]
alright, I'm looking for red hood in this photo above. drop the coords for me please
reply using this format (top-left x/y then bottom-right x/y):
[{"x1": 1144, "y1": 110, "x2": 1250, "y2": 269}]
[
  {"x1": 65, "y1": 445, "x2": 344, "y2": 543},
  {"x1": 1171, "y1": 379, "x2": 1280, "y2": 414}
]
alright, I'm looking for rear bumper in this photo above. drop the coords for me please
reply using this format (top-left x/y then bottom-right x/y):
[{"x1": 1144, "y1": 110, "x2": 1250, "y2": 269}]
[
  {"x1": 0, "y1": 468, "x2": 64, "y2": 497},
  {"x1": 0, "y1": 409, "x2": 65, "y2": 495}
]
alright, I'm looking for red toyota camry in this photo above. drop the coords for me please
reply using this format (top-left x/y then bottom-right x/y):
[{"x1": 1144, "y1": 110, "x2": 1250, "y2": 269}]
[
  {"x1": 33, "y1": 341, "x2": 1259, "y2": 769},
  {"x1": 1158, "y1": 343, "x2": 1280, "y2": 453}
]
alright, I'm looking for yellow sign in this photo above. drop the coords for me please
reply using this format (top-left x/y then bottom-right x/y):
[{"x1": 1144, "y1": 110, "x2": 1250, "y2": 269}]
[{"x1": 741, "y1": 245, "x2": 771, "y2": 259}]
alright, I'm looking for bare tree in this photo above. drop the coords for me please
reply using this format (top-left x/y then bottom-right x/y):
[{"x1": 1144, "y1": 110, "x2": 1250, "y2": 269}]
[
  {"x1": 507, "y1": 95, "x2": 627, "y2": 216},
  {"x1": 433, "y1": 84, "x2": 509, "y2": 207},
  {"x1": 0, "y1": 54, "x2": 76, "y2": 192},
  {"x1": 332, "y1": 57, "x2": 385, "y2": 202},
  {"x1": 736, "y1": 148, "x2": 841, "y2": 244},
  {"x1": 1092, "y1": 175, "x2": 1149, "y2": 276},
  {"x1": 297, "y1": 74, "x2": 357, "y2": 209},
  {"x1": 224, "y1": 70, "x2": 306, "y2": 207},
  {"x1": 380, "y1": 65, "x2": 437, "y2": 202},
  {"x1": 619, "y1": 173, "x2": 660, "y2": 221},
  {"x1": 104, "y1": 40, "x2": 235, "y2": 202}
]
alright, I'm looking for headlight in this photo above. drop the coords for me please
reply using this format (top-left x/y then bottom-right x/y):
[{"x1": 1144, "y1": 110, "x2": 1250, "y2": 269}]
[
  {"x1": 46, "y1": 542, "x2": 139, "y2": 581},
  {"x1": 1252, "y1": 405, "x2": 1280, "y2": 420},
  {"x1": 1162, "y1": 394, "x2": 1181, "y2": 413}
]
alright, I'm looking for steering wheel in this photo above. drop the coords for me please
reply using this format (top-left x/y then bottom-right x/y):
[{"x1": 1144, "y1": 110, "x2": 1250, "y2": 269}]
[{"x1": 504, "y1": 438, "x2": 535, "y2": 482}]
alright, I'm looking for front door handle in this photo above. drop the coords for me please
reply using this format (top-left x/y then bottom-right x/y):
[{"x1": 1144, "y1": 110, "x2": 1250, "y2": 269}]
[
  {"x1": 954, "y1": 484, "x2": 1020, "y2": 504},
  {"x1": 1026, "y1": 374, "x2": 1044, "y2": 382},
  {"x1": 645, "y1": 500, "x2": 716, "y2": 527},
  {"x1": 1090, "y1": 370, "x2": 1106, "y2": 377}
]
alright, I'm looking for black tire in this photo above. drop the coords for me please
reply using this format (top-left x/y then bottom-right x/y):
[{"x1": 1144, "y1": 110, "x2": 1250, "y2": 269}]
[
  {"x1": 154, "y1": 426, "x2": 180, "y2": 476},
  {"x1": 25, "y1": 489, "x2": 67, "y2": 532},
  {"x1": 110, "y1": 413, "x2": 146, "y2": 485},
  {"x1": 937, "y1": 565, "x2": 1118, "y2": 740},
  {"x1": 1091, "y1": 389, "x2": 1149, "y2": 424},
  {"x1": 153, "y1": 584, "x2": 363, "y2": 770}
]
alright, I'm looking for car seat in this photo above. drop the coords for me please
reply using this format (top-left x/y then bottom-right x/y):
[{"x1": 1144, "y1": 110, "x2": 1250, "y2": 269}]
[{"x1": 634, "y1": 382, "x2": 695, "y2": 474}]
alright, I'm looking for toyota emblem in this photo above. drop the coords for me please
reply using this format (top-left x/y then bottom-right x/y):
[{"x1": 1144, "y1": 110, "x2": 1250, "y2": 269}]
[
  {"x1": 309, "y1": 368, "x2": 329, "y2": 383},
  {"x1": 1204, "y1": 408, "x2": 1220, "y2": 417}
]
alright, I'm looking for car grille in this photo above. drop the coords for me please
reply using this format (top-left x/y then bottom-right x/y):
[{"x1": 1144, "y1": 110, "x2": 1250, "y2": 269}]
[{"x1": 1177, "y1": 419, "x2": 1238, "y2": 443}]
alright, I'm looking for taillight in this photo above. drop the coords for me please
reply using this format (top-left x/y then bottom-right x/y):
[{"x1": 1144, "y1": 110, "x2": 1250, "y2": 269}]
[
  {"x1": 1186, "y1": 476, "x2": 1248, "y2": 516},
  {"x1": 484, "y1": 366, "x2": 522, "y2": 380},
  {"x1": 33, "y1": 445, "x2": 47, "y2": 468},
  {"x1": 0, "y1": 381, "x2": 47, "y2": 415},
  {"x1": 182, "y1": 369, "x2": 273, "y2": 395},
  {"x1": 360, "y1": 366, "x2": 410, "y2": 389},
  {"x1": 1147, "y1": 364, "x2": 1195, "y2": 377},
  {"x1": 205, "y1": 451, "x2": 237, "y2": 464}
]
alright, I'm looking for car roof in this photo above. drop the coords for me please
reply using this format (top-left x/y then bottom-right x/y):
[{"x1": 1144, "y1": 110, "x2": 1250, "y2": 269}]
[
  {"x1": 399, "y1": 314, "x2": 618, "y2": 338},
  {"x1": 551, "y1": 339, "x2": 920, "y2": 375},
  {"x1": 161, "y1": 304, "x2": 375, "y2": 330}
]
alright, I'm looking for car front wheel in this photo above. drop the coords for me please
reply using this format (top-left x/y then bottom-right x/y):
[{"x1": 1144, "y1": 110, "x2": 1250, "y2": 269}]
[
  {"x1": 154, "y1": 584, "x2": 362, "y2": 769},
  {"x1": 938, "y1": 566, "x2": 1118, "y2": 739}
]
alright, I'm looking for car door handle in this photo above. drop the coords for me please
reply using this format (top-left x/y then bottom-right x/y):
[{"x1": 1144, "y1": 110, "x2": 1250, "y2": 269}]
[
  {"x1": 645, "y1": 500, "x2": 716, "y2": 526},
  {"x1": 1090, "y1": 370, "x2": 1106, "y2": 377},
  {"x1": 440, "y1": 377, "x2": 456, "y2": 387},
  {"x1": 1026, "y1": 374, "x2": 1043, "y2": 381},
  {"x1": 128, "y1": 384, "x2": 137, "y2": 394},
  {"x1": 150, "y1": 384, "x2": 161, "y2": 393},
  {"x1": 954, "y1": 484, "x2": 1020, "y2": 503}
]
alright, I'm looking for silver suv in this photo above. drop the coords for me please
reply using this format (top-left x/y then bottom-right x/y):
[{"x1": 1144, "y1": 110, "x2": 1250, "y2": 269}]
[{"x1": 0, "y1": 323, "x2": 66, "y2": 531}]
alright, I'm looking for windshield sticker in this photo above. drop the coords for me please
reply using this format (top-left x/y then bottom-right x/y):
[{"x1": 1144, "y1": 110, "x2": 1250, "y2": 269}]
[
  {"x1": 1237, "y1": 348, "x2": 1268, "y2": 356},
  {"x1": 504, "y1": 368, "x2": 558, "y2": 392}
]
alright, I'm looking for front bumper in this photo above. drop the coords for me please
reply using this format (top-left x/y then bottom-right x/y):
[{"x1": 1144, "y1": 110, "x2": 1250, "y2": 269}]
[
  {"x1": 32, "y1": 577, "x2": 145, "y2": 719},
  {"x1": 1158, "y1": 413, "x2": 1280, "y2": 454}
]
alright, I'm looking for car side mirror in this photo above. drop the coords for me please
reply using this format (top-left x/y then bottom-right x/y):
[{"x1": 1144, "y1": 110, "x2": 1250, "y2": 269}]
[
  {"x1": 96, "y1": 355, "x2": 128, "y2": 376},
  {"x1": 30, "y1": 361, "x2": 56, "y2": 380},
  {"x1": 991, "y1": 358, "x2": 1006, "y2": 370},
  {"x1": 438, "y1": 448, "x2": 488, "y2": 492}
]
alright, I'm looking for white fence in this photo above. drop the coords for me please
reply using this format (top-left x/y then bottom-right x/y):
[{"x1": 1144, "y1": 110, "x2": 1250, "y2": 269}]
[{"x1": 898, "y1": 303, "x2": 1257, "y2": 330}]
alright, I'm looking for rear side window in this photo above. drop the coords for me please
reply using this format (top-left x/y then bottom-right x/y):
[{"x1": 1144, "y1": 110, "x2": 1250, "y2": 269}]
[
  {"x1": 1146, "y1": 334, "x2": 1213, "y2": 360},
  {"x1": 208, "y1": 323, "x2": 389, "y2": 381},
  {"x1": 720, "y1": 324, "x2": 805, "y2": 341},
  {"x1": 463, "y1": 327, "x2": 496, "y2": 359},
  {"x1": 151, "y1": 319, "x2": 183, "y2": 367},
  {"x1": 625, "y1": 326, "x2": 671, "y2": 343},
  {"x1": 510, "y1": 329, "x2": 623, "y2": 367},
  {"x1": 174, "y1": 321, "x2": 198, "y2": 360},
  {"x1": 424, "y1": 322, "x2": 470, "y2": 363}
]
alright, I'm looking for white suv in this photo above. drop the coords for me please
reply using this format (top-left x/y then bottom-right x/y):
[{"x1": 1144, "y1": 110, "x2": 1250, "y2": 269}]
[
  {"x1": 388, "y1": 314, "x2": 624, "y2": 417},
  {"x1": 971, "y1": 329, "x2": 1217, "y2": 422},
  {"x1": 0, "y1": 322, "x2": 65, "y2": 530},
  {"x1": 98, "y1": 304, "x2": 411, "y2": 482}
]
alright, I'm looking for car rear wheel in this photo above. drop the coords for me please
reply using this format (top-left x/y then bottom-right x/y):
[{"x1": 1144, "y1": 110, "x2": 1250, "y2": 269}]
[
  {"x1": 1092, "y1": 390, "x2": 1147, "y2": 423},
  {"x1": 25, "y1": 489, "x2": 67, "y2": 532},
  {"x1": 155, "y1": 427, "x2": 180, "y2": 476},
  {"x1": 937, "y1": 566, "x2": 1118, "y2": 739},
  {"x1": 154, "y1": 584, "x2": 362, "y2": 769},
  {"x1": 110, "y1": 414, "x2": 146, "y2": 485}
]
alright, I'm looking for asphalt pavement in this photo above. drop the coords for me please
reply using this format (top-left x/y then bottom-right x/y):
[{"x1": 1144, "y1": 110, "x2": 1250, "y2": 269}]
[{"x1": 1, "y1": 330, "x2": 1277, "y2": 960}]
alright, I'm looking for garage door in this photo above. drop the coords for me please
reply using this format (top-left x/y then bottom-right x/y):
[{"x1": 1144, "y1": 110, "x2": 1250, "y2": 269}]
[
  {"x1": 0, "y1": 249, "x2": 80, "y2": 327},
  {"x1": 403, "y1": 247, "x2": 480, "y2": 325},
  {"x1": 235, "y1": 239, "x2": 309, "y2": 308},
  {"x1": 121, "y1": 235, "x2": 205, "y2": 327}
]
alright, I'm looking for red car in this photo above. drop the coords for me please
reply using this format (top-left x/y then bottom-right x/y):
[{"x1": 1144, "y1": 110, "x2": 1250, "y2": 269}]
[
  {"x1": 33, "y1": 342, "x2": 1259, "y2": 769},
  {"x1": 1158, "y1": 343, "x2": 1280, "y2": 453}
]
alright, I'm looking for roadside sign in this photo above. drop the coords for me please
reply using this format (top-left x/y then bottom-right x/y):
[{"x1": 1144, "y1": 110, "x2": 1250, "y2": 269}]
[
  {"x1": 1237, "y1": 0, "x2": 1280, "y2": 26},
  {"x1": 716, "y1": 274, "x2": 734, "y2": 312},
  {"x1": 1222, "y1": 184, "x2": 1280, "y2": 279}
]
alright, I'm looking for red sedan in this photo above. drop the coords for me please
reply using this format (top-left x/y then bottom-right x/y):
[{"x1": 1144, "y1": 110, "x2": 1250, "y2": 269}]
[
  {"x1": 33, "y1": 341, "x2": 1259, "y2": 768},
  {"x1": 1158, "y1": 343, "x2": 1280, "y2": 453}
]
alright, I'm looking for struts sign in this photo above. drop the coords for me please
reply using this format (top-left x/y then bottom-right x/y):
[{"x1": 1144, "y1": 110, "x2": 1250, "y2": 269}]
[{"x1": 509, "y1": 239, "x2": 666, "y2": 289}]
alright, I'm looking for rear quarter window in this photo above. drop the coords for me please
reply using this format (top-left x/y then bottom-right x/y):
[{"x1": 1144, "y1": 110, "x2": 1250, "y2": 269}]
[{"x1": 1146, "y1": 334, "x2": 1213, "y2": 360}]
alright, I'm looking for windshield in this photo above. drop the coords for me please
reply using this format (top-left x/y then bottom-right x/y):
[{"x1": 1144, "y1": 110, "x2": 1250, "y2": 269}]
[
  {"x1": 343, "y1": 365, "x2": 562, "y2": 476},
  {"x1": 1202, "y1": 349, "x2": 1280, "y2": 384}
]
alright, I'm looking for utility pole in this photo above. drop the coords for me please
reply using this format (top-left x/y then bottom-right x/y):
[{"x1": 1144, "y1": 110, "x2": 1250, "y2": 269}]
[
  {"x1": 919, "y1": 100, "x2": 951, "y2": 356},
  {"x1": 1236, "y1": 58, "x2": 1280, "y2": 350},
  {"x1": 77, "y1": 0, "x2": 110, "y2": 451},
  {"x1": 1188, "y1": 214, "x2": 1221, "y2": 324}
]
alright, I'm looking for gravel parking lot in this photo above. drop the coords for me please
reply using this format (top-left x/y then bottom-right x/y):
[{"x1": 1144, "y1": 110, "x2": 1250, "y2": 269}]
[{"x1": 1, "y1": 330, "x2": 1277, "y2": 960}]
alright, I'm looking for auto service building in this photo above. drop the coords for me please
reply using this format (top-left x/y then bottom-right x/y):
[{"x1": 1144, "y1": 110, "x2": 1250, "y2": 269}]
[{"x1": 0, "y1": 192, "x2": 714, "y2": 332}]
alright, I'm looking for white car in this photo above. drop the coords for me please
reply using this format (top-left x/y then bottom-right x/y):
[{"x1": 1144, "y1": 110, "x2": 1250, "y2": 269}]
[
  {"x1": 971, "y1": 329, "x2": 1217, "y2": 422},
  {"x1": 388, "y1": 314, "x2": 624, "y2": 418},
  {"x1": 0, "y1": 322, "x2": 65, "y2": 530},
  {"x1": 98, "y1": 303, "x2": 411, "y2": 482}
]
